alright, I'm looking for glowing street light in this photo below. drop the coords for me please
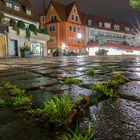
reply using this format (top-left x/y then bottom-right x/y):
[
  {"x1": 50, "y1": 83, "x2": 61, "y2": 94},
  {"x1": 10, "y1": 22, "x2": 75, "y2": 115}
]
[
  {"x1": 77, "y1": 32, "x2": 82, "y2": 39},
  {"x1": 61, "y1": 43, "x2": 66, "y2": 49}
]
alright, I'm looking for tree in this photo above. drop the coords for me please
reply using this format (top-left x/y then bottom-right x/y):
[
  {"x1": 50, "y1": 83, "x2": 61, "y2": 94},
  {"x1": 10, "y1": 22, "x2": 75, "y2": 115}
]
[{"x1": 130, "y1": 0, "x2": 140, "y2": 9}]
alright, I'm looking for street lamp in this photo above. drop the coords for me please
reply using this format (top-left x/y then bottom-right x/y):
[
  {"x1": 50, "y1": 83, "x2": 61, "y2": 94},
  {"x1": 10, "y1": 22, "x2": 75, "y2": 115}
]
[{"x1": 77, "y1": 32, "x2": 82, "y2": 39}]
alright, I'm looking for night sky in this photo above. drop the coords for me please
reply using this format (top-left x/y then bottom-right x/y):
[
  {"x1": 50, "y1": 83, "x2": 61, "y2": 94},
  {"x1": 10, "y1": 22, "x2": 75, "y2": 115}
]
[{"x1": 30, "y1": 0, "x2": 140, "y2": 23}]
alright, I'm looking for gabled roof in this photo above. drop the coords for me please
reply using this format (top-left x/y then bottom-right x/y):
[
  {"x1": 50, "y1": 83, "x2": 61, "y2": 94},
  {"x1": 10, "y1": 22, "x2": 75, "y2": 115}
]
[
  {"x1": 66, "y1": 2, "x2": 75, "y2": 20},
  {"x1": 81, "y1": 12, "x2": 133, "y2": 32},
  {"x1": 40, "y1": 0, "x2": 46, "y2": 15},
  {"x1": 46, "y1": 0, "x2": 81, "y2": 22},
  {"x1": 50, "y1": 0, "x2": 66, "y2": 21}
]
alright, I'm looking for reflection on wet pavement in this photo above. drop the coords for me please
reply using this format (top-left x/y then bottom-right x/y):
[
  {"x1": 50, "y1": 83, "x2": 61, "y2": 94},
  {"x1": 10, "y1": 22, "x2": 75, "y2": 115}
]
[{"x1": 0, "y1": 56, "x2": 140, "y2": 139}]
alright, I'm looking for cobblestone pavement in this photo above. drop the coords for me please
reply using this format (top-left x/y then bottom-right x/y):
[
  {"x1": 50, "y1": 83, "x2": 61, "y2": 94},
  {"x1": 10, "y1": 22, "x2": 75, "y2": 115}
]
[{"x1": 0, "y1": 56, "x2": 140, "y2": 140}]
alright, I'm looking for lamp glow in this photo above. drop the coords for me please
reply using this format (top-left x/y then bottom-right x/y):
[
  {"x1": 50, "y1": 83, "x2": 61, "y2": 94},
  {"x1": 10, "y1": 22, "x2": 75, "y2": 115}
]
[
  {"x1": 61, "y1": 43, "x2": 66, "y2": 49},
  {"x1": 77, "y1": 33, "x2": 82, "y2": 39}
]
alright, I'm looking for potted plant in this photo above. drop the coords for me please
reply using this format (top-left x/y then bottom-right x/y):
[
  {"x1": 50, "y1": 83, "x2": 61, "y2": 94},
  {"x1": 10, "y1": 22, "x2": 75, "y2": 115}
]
[
  {"x1": 52, "y1": 48, "x2": 62, "y2": 57},
  {"x1": 95, "y1": 48, "x2": 108, "y2": 56},
  {"x1": 20, "y1": 42, "x2": 32, "y2": 57}
]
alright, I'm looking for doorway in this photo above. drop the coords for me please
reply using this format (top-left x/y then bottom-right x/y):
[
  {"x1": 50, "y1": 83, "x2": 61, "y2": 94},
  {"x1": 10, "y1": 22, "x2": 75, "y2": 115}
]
[
  {"x1": 9, "y1": 39, "x2": 18, "y2": 57},
  {"x1": 31, "y1": 42, "x2": 43, "y2": 56}
]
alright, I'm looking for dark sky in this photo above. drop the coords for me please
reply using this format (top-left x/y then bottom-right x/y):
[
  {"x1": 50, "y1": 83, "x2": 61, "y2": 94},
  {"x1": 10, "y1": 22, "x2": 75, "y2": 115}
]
[{"x1": 30, "y1": 0, "x2": 140, "y2": 23}]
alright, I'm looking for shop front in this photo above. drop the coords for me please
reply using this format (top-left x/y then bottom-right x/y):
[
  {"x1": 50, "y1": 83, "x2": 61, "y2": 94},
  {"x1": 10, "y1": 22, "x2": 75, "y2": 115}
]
[{"x1": 0, "y1": 25, "x2": 8, "y2": 57}]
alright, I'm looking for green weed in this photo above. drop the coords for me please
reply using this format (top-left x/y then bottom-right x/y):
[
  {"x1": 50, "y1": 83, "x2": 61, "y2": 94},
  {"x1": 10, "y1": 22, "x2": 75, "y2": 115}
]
[
  {"x1": 63, "y1": 123, "x2": 94, "y2": 140},
  {"x1": 8, "y1": 96, "x2": 31, "y2": 106},
  {"x1": 86, "y1": 68, "x2": 96, "y2": 76},
  {"x1": 32, "y1": 96, "x2": 77, "y2": 127}
]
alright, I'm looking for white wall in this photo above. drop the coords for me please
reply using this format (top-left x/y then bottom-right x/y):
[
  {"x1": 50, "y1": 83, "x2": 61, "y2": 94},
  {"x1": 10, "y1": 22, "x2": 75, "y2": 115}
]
[
  {"x1": 89, "y1": 47, "x2": 140, "y2": 56},
  {"x1": 7, "y1": 27, "x2": 50, "y2": 57}
]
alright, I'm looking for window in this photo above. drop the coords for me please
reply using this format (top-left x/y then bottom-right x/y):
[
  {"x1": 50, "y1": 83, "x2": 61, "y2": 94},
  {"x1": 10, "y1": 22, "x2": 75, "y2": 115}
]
[
  {"x1": 77, "y1": 27, "x2": 80, "y2": 33},
  {"x1": 26, "y1": 10, "x2": 31, "y2": 15},
  {"x1": 114, "y1": 25, "x2": 120, "y2": 30},
  {"x1": 77, "y1": 39, "x2": 80, "y2": 44},
  {"x1": 104, "y1": 22, "x2": 111, "y2": 29},
  {"x1": 41, "y1": 16, "x2": 45, "y2": 23},
  {"x1": 49, "y1": 25, "x2": 55, "y2": 32},
  {"x1": 71, "y1": 15, "x2": 74, "y2": 21},
  {"x1": 73, "y1": 27, "x2": 76, "y2": 32},
  {"x1": 50, "y1": 16, "x2": 57, "y2": 22},
  {"x1": 52, "y1": 26, "x2": 55, "y2": 31},
  {"x1": 14, "y1": 5, "x2": 19, "y2": 11},
  {"x1": 73, "y1": 8, "x2": 77, "y2": 13},
  {"x1": 99, "y1": 22, "x2": 102, "y2": 28},
  {"x1": 69, "y1": 26, "x2": 72, "y2": 32},
  {"x1": 6, "y1": 2, "x2": 12, "y2": 8},
  {"x1": 75, "y1": 16, "x2": 78, "y2": 21},
  {"x1": 125, "y1": 27, "x2": 130, "y2": 32},
  {"x1": 87, "y1": 20, "x2": 92, "y2": 26}
]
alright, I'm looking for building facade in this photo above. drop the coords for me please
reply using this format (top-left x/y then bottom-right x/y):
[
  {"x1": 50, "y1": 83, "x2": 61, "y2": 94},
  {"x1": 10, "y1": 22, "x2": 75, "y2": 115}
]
[
  {"x1": 0, "y1": 0, "x2": 50, "y2": 57},
  {"x1": 40, "y1": 0, "x2": 139, "y2": 55},
  {"x1": 40, "y1": 0, "x2": 85, "y2": 52},
  {"x1": 82, "y1": 13, "x2": 139, "y2": 55}
]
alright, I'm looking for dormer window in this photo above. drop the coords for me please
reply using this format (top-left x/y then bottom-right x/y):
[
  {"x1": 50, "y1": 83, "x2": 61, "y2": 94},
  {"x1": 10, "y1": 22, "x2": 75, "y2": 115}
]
[
  {"x1": 99, "y1": 22, "x2": 102, "y2": 28},
  {"x1": 104, "y1": 22, "x2": 111, "y2": 29},
  {"x1": 87, "y1": 20, "x2": 92, "y2": 26},
  {"x1": 14, "y1": 5, "x2": 20, "y2": 11},
  {"x1": 125, "y1": 27, "x2": 130, "y2": 32},
  {"x1": 114, "y1": 25, "x2": 120, "y2": 30},
  {"x1": 6, "y1": 2, "x2": 12, "y2": 8},
  {"x1": 26, "y1": 10, "x2": 31, "y2": 15}
]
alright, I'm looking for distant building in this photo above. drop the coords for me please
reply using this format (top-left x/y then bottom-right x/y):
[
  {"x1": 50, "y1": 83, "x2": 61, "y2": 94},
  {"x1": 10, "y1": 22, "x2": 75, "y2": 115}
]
[
  {"x1": 40, "y1": 0, "x2": 139, "y2": 55},
  {"x1": 40, "y1": 0, "x2": 85, "y2": 52},
  {"x1": 82, "y1": 13, "x2": 139, "y2": 55},
  {"x1": 0, "y1": 0, "x2": 50, "y2": 57}
]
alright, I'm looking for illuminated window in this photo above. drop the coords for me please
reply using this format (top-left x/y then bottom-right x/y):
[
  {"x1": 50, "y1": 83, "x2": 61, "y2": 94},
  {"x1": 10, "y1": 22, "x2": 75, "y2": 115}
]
[
  {"x1": 26, "y1": 10, "x2": 31, "y2": 15},
  {"x1": 14, "y1": 5, "x2": 19, "y2": 11},
  {"x1": 73, "y1": 8, "x2": 77, "y2": 13},
  {"x1": 6, "y1": 2, "x2": 12, "y2": 8},
  {"x1": 114, "y1": 25, "x2": 120, "y2": 30},
  {"x1": 99, "y1": 22, "x2": 102, "y2": 28},
  {"x1": 125, "y1": 27, "x2": 130, "y2": 32},
  {"x1": 87, "y1": 20, "x2": 92, "y2": 26},
  {"x1": 104, "y1": 22, "x2": 111, "y2": 29}
]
